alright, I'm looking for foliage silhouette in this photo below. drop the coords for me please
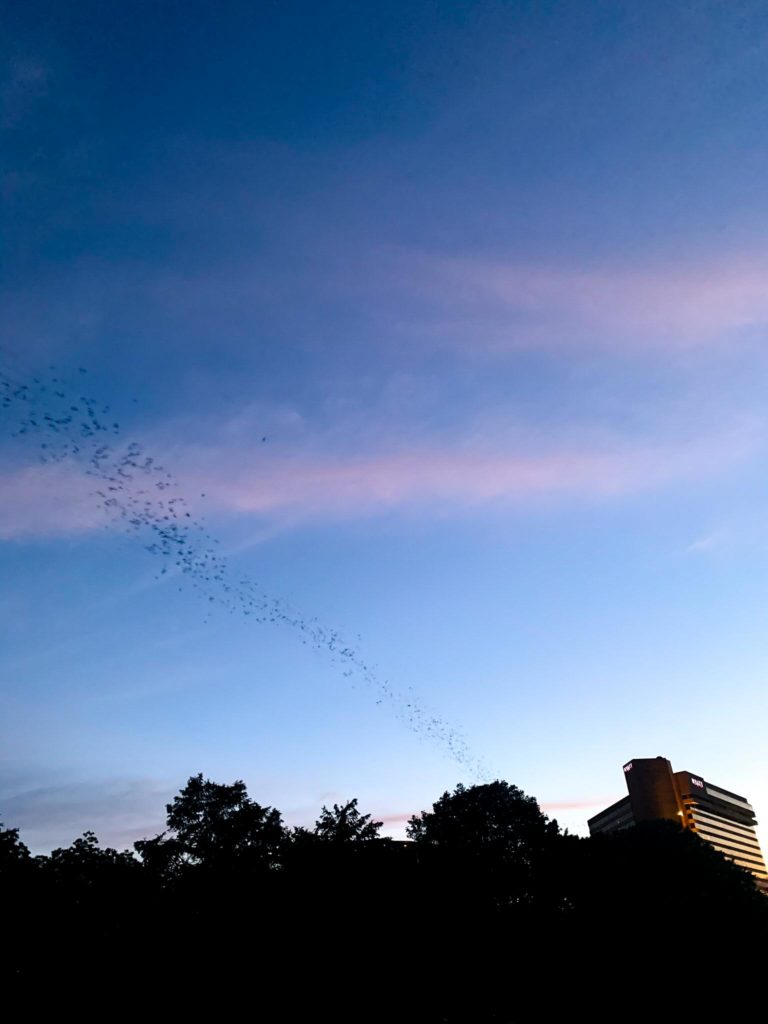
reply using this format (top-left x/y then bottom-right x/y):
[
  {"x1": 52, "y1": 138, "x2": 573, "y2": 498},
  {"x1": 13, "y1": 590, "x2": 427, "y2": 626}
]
[
  {"x1": 0, "y1": 822, "x2": 31, "y2": 868},
  {"x1": 313, "y1": 798, "x2": 384, "y2": 843},
  {"x1": 3, "y1": 774, "x2": 767, "y2": 1011},
  {"x1": 134, "y1": 772, "x2": 284, "y2": 874},
  {"x1": 407, "y1": 780, "x2": 559, "y2": 856}
]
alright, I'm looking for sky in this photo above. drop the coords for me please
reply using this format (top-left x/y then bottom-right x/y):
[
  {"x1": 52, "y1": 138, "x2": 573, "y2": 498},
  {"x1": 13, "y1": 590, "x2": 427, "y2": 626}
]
[{"x1": 2, "y1": 0, "x2": 768, "y2": 853}]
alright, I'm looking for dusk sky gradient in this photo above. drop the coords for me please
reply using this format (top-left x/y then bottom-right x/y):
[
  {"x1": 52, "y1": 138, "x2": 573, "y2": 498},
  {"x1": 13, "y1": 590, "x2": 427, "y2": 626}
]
[{"x1": 3, "y1": 0, "x2": 768, "y2": 852}]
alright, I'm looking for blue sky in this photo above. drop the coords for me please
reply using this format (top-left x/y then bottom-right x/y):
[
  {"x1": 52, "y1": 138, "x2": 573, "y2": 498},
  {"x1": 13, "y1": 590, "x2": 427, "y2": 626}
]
[{"x1": 2, "y1": 0, "x2": 768, "y2": 851}]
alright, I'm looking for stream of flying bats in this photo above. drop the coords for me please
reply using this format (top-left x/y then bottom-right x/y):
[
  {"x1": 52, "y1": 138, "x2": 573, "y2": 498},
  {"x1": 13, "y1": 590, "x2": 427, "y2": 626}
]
[{"x1": 1, "y1": 358, "x2": 489, "y2": 779}]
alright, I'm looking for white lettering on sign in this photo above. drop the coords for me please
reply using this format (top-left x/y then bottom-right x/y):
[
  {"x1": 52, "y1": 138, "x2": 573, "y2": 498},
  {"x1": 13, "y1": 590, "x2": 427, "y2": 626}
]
[
  {"x1": 623, "y1": 763, "x2": 633, "y2": 773},
  {"x1": 691, "y1": 778, "x2": 704, "y2": 788}
]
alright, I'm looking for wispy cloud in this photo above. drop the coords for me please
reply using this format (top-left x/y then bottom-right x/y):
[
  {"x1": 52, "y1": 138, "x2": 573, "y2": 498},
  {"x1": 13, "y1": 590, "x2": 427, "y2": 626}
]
[
  {"x1": 202, "y1": 435, "x2": 751, "y2": 517},
  {"x1": 0, "y1": 418, "x2": 761, "y2": 540},
  {"x1": 376, "y1": 811, "x2": 414, "y2": 827},
  {"x1": 685, "y1": 509, "x2": 768, "y2": 555},
  {"x1": 378, "y1": 248, "x2": 768, "y2": 352},
  {"x1": 0, "y1": 776, "x2": 171, "y2": 854},
  {"x1": 170, "y1": 409, "x2": 764, "y2": 525},
  {"x1": 540, "y1": 798, "x2": 611, "y2": 812},
  {"x1": 686, "y1": 528, "x2": 732, "y2": 553}
]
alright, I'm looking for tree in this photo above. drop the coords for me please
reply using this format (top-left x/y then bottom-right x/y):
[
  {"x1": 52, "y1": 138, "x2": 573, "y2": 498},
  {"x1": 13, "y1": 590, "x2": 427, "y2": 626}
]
[
  {"x1": 407, "y1": 780, "x2": 559, "y2": 862},
  {"x1": 313, "y1": 799, "x2": 383, "y2": 844},
  {"x1": 47, "y1": 831, "x2": 137, "y2": 876},
  {"x1": 0, "y1": 822, "x2": 31, "y2": 870},
  {"x1": 406, "y1": 780, "x2": 564, "y2": 921},
  {"x1": 135, "y1": 773, "x2": 284, "y2": 873},
  {"x1": 43, "y1": 831, "x2": 141, "y2": 907}
]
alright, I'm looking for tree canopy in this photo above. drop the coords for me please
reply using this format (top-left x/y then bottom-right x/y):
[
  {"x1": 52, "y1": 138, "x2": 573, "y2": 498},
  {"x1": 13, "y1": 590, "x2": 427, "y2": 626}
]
[
  {"x1": 313, "y1": 798, "x2": 383, "y2": 843},
  {"x1": 407, "y1": 780, "x2": 559, "y2": 860},
  {"x1": 0, "y1": 822, "x2": 31, "y2": 868},
  {"x1": 4, "y1": 773, "x2": 768, "y2": 1007},
  {"x1": 135, "y1": 773, "x2": 284, "y2": 872}
]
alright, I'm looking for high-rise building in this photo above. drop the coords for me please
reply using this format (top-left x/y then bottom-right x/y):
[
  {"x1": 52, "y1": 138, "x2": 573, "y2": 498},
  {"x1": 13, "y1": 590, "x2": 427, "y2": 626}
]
[{"x1": 588, "y1": 756, "x2": 768, "y2": 893}]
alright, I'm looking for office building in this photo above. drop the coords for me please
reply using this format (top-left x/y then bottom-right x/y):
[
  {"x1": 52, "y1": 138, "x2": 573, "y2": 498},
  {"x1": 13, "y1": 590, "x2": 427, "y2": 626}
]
[{"x1": 588, "y1": 756, "x2": 768, "y2": 893}]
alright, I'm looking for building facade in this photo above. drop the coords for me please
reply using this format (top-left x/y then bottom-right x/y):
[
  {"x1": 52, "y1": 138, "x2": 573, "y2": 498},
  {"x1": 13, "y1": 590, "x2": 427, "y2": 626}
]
[{"x1": 588, "y1": 756, "x2": 768, "y2": 893}]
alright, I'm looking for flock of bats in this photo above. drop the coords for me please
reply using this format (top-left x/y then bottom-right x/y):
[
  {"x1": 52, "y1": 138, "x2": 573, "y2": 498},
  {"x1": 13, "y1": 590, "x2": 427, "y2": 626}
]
[{"x1": 1, "y1": 357, "x2": 488, "y2": 779}]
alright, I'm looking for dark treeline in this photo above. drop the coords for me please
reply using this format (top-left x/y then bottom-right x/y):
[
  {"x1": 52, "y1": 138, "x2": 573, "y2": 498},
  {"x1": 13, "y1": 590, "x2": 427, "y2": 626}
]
[{"x1": 4, "y1": 775, "x2": 766, "y2": 1016}]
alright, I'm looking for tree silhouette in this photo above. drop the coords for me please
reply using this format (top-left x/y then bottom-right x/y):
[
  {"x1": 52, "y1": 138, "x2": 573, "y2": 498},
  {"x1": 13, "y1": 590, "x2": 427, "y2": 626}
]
[
  {"x1": 407, "y1": 780, "x2": 559, "y2": 860},
  {"x1": 4, "y1": 776, "x2": 767, "y2": 1006},
  {"x1": 47, "y1": 830, "x2": 136, "y2": 871},
  {"x1": 313, "y1": 799, "x2": 383, "y2": 843},
  {"x1": 135, "y1": 773, "x2": 284, "y2": 873},
  {"x1": 0, "y1": 823, "x2": 31, "y2": 869},
  {"x1": 406, "y1": 779, "x2": 565, "y2": 928},
  {"x1": 1, "y1": 824, "x2": 35, "y2": 983}
]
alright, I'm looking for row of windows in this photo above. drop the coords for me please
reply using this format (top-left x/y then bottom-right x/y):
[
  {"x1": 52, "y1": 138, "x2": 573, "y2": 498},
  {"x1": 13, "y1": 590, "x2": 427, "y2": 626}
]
[
  {"x1": 704, "y1": 786, "x2": 754, "y2": 812},
  {"x1": 589, "y1": 814, "x2": 633, "y2": 833},
  {"x1": 712, "y1": 851, "x2": 767, "y2": 878},
  {"x1": 589, "y1": 801, "x2": 632, "y2": 828},
  {"x1": 688, "y1": 796, "x2": 756, "y2": 826},
  {"x1": 720, "y1": 853, "x2": 768, "y2": 880},
  {"x1": 693, "y1": 820, "x2": 766, "y2": 854},
  {"x1": 689, "y1": 827, "x2": 765, "y2": 864},
  {"x1": 695, "y1": 835, "x2": 768, "y2": 874},
  {"x1": 684, "y1": 804, "x2": 762, "y2": 844},
  {"x1": 689, "y1": 813, "x2": 764, "y2": 850}
]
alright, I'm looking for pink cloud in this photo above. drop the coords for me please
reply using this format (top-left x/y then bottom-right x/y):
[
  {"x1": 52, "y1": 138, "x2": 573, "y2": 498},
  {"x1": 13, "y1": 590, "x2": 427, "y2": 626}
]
[
  {"x1": 194, "y1": 426, "x2": 759, "y2": 519},
  {"x1": 480, "y1": 262, "x2": 768, "y2": 336},
  {"x1": 540, "y1": 798, "x2": 611, "y2": 812},
  {"x1": 385, "y1": 249, "x2": 768, "y2": 350},
  {"x1": 376, "y1": 812, "x2": 414, "y2": 827},
  {"x1": 0, "y1": 423, "x2": 759, "y2": 540}
]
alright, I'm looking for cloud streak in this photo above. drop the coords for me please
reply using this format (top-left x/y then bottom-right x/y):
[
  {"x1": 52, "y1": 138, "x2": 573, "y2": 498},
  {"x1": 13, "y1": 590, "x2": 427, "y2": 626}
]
[
  {"x1": 0, "y1": 777, "x2": 170, "y2": 854},
  {"x1": 377, "y1": 248, "x2": 768, "y2": 352},
  {"x1": 540, "y1": 798, "x2": 611, "y2": 812},
  {"x1": 205, "y1": 433, "x2": 754, "y2": 516},
  {"x1": 0, "y1": 420, "x2": 761, "y2": 540}
]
